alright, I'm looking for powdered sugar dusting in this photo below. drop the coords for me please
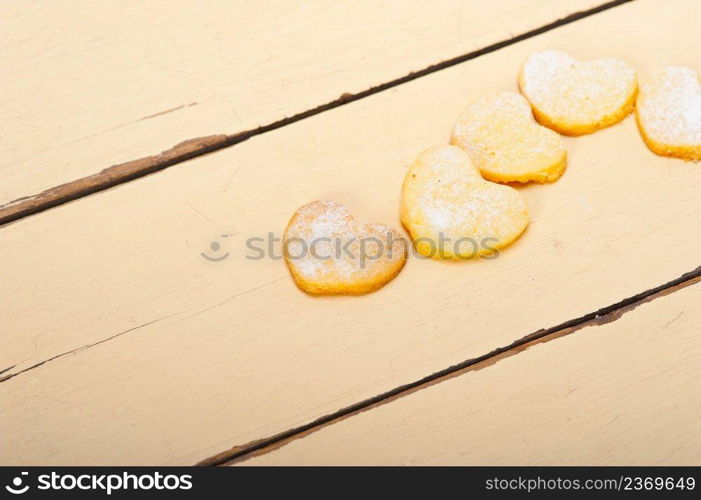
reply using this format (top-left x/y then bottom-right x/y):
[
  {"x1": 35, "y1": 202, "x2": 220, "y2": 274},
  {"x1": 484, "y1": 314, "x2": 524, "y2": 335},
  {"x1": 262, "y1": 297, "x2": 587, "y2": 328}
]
[
  {"x1": 402, "y1": 146, "x2": 528, "y2": 257},
  {"x1": 284, "y1": 200, "x2": 406, "y2": 290},
  {"x1": 521, "y1": 50, "x2": 636, "y2": 125},
  {"x1": 637, "y1": 67, "x2": 701, "y2": 147},
  {"x1": 418, "y1": 181, "x2": 526, "y2": 241},
  {"x1": 452, "y1": 92, "x2": 566, "y2": 181}
]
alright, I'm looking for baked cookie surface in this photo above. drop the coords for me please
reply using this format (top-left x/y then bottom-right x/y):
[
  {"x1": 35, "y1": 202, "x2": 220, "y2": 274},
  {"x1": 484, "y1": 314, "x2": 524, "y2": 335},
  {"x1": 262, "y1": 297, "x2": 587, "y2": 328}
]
[
  {"x1": 451, "y1": 92, "x2": 567, "y2": 183},
  {"x1": 519, "y1": 50, "x2": 637, "y2": 135},
  {"x1": 284, "y1": 200, "x2": 407, "y2": 295},
  {"x1": 636, "y1": 66, "x2": 701, "y2": 161},
  {"x1": 400, "y1": 145, "x2": 529, "y2": 260}
]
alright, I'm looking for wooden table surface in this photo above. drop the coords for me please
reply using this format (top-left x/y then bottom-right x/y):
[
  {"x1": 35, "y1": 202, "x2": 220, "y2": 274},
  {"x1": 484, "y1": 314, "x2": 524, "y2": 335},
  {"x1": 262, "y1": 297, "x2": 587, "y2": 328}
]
[{"x1": 1, "y1": 0, "x2": 699, "y2": 466}]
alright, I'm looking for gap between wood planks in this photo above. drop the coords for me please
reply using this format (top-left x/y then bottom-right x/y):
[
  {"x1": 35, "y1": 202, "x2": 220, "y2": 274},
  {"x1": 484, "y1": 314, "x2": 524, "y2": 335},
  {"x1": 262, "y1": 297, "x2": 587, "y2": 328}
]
[
  {"x1": 0, "y1": 315, "x2": 172, "y2": 384},
  {"x1": 0, "y1": 0, "x2": 634, "y2": 227},
  {"x1": 196, "y1": 265, "x2": 701, "y2": 466}
]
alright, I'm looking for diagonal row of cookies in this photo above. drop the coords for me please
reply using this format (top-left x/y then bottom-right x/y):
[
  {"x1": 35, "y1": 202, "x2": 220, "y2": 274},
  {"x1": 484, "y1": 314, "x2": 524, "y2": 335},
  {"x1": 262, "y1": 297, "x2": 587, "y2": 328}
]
[{"x1": 284, "y1": 50, "x2": 701, "y2": 295}]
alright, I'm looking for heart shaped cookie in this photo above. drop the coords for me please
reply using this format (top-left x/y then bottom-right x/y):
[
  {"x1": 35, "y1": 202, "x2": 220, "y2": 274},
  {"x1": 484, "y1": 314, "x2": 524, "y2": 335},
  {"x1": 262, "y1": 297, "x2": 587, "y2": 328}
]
[
  {"x1": 519, "y1": 50, "x2": 637, "y2": 135},
  {"x1": 284, "y1": 200, "x2": 407, "y2": 295},
  {"x1": 400, "y1": 145, "x2": 529, "y2": 260},
  {"x1": 451, "y1": 92, "x2": 567, "y2": 183},
  {"x1": 635, "y1": 67, "x2": 701, "y2": 161}
]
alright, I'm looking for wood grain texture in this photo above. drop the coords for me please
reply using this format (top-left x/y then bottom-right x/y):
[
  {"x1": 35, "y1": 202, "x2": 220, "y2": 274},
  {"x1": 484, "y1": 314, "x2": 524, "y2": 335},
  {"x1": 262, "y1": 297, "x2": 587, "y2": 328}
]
[
  {"x1": 240, "y1": 281, "x2": 701, "y2": 466},
  {"x1": 0, "y1": 0, "x2": 606, "y2": 216},
  {"x1": 1, "y1": 0, "x2": 700, "y2": 465}
]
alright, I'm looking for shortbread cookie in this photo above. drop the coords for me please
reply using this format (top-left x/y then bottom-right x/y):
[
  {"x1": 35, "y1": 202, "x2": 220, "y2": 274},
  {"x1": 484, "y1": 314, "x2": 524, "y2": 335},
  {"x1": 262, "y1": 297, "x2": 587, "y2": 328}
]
[
  {"x1": 400, "y1": 145, "x2": 528, "y2": 260},
  {"x1": 284, "y1": 201, "x2": 407, "y2": 295},
  {"x1": 519, "y1": 50, "x2": 637, "y2": 135},
  {"x1": 451, "y1": 92, "x2": 567, "y2": 183},
  {"x1": 636, "y1": 67, "x2": 701, "y2": 161}
]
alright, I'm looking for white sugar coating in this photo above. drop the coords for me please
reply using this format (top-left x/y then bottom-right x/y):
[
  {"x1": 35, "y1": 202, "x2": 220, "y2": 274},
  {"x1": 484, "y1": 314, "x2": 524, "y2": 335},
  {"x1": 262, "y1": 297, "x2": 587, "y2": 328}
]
[
  {"x1": 453, "y1": 93, "x2": 532, "y2": 150},
  {"x1": 452, "y1": 92, "x2": 565, "y2": 178},
  {"x1": 410, "y1": 150, "x2": 483, "y2": 230},
  {"x1": 418, "y1": 181, "x2": 526, "y2": 242},
  {"x1": 284, "y1": 200, "x2": 405, "y2": 284},
  {"x1": 637, "y1": 67, "x2": 701, "y2": 145},
  {"x1": 409, "y1": 143, "x2": 483, "y2": 183},
  {"x1": 401, "y1": 145, "x2": 528, "y2": 255},
  {"x1": 521, "y1": 50, "x2": 636, "y2": 124}
]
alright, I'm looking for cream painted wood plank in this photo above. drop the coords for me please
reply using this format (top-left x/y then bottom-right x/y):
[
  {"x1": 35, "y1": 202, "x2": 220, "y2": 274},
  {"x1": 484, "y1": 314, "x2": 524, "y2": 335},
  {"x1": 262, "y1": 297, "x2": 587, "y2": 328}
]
[
  {"x1": 0, "y1": 0, "x2": 604, "y2": 206},
  {"x1": 1, "y1": 0, "x2": 700, "y2": 465},
  {"x1": 243, "y1": 282, "x2": 701, "y2": 466}
]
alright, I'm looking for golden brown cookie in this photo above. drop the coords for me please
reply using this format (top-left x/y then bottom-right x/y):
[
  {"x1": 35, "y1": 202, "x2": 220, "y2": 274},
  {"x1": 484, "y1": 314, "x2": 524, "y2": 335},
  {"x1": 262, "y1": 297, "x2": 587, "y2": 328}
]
[
  {"x1": 636, "y1": 66, "x2": 701, "y2": 161},
  {"x1": 284, "y1": 200, "x2": 407, "y2": 295},
  {"x1": 400, "y1": 145, "x2": 529, "y2": 260},
  {"x1": 519, "y1": 50, "x2": 637, "y2": 135},
  {"x1": 451, "y1": 92, "x2": 567, "y2": 183}
]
